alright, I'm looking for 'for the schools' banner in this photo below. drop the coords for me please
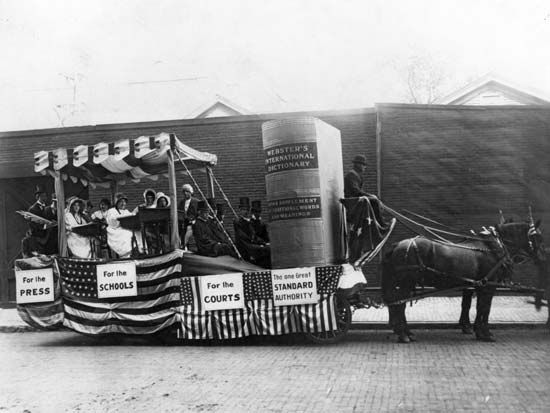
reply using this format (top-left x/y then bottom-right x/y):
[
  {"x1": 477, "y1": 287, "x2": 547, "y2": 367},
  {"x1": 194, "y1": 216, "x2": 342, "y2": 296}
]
[
  {"x1": 271, "y1": 267, "x2": 318, "y2": 307},
  {"x1": 96, "y1": 262, "x2": 137, "y2": 299}
]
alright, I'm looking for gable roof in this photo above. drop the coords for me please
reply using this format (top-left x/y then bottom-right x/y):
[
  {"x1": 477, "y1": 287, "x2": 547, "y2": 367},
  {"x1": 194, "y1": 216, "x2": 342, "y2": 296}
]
[
  {"x1": 189, "y1": 95, "x2": 252, "y2": 118},
  {"x1": 435, "y1": 73, "x2": 550, "y2": 106}
]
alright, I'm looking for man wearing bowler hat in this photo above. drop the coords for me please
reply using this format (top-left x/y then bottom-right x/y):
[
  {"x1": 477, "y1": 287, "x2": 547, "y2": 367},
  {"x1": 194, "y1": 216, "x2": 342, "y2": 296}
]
[{"x1": 344, "y1": 155, "x2": 369, "y2": 198}]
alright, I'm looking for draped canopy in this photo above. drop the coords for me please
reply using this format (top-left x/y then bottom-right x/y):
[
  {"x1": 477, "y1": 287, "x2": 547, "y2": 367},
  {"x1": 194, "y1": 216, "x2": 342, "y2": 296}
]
[{"x1": 33, "y1": 132, "x2": 217, "y2": 186}]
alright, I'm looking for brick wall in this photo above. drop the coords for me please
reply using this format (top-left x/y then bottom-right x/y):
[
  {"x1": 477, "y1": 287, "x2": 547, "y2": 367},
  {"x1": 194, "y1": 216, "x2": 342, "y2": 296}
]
[
  {"x1": 0, "y1": 109, "x2": 378, "y2": 290},
  {"x1": 2, "y1": 104, "x2": 547, "y2": 292},
  {"x1": 378, "y1": 104, "x2": 550, "y2": 287}
]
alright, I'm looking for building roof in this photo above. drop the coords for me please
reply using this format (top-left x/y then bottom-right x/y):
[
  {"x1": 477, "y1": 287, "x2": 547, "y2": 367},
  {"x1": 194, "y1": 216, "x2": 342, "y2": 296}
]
[
  {"x1": 435, "y1": 73, "x2": 550, "y2": 106},
  {"x1": 188, "y1": 95, "x2": 252, "y2": 118}
]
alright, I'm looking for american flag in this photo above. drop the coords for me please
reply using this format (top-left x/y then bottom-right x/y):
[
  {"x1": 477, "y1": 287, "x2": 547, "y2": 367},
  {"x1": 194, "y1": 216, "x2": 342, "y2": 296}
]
[
  {"x1": 59, "y1": 250, "x2": 184, "y2": 335},
  {"x1": 16, "y1": 256, "x2": 64, "y2": 330},
  {"x1": 18, "y1": 252, "x2": 343, "y2": 339},
  {"x1": 178, "y1": 266, "x2": 342, "y2": 340}
]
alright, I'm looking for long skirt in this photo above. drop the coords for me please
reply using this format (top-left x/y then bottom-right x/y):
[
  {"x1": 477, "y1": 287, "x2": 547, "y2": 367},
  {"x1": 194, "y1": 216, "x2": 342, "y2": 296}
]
[{"x1": 67, "y1": 233, "x2": 92, "y2": 259}]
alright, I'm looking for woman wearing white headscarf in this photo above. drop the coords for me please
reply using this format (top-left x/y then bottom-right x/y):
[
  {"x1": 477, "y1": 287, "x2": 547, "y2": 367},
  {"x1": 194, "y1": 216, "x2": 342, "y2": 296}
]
[
  {"x1": 106, "y1": 193, "x2": 143, "y2": 258},
  {"x1": 132, "y1": 188, "x2": 156, "y2": 214},
  {"x1": 65, "y1": 197, "x2": 92, "y2": 259},
  {"x1": 154, "y1": 192, "x2": 170, "y2": 208}
]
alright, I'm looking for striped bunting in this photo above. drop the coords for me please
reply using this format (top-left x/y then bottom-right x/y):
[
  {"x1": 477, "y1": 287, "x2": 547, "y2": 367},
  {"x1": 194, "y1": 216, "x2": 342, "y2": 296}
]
[
  {"x1": 178, "y1": 265, "x2": 341, "y2": 340},
  {"x1": 59, "y1": 250, "x2": 184, "y2": 335},
  {"x1": 15, "y1": 256, "x2": 64, "y2": 330}
]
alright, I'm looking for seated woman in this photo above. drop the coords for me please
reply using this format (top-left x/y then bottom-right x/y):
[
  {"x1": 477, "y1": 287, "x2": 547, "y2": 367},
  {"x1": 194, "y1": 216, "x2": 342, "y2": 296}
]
[
  {"x1": 106, "y1": 193, "x2": 143, "y2": 258},
  {"x1": 91, "y1": 198, "x2": 111, "y2": 222},
  {"x1": 152, "y1": 192, "x2": 171, "y2": 252},
  {"x1": 90, "y1": 198, "x2": 111, "y2": 258},
  {"x1": 65, "y1": 197, "x2": 92, "y2": 259},
  {"x1": 155, "y1": 192, "x2": 169, "y2": 208},
  {"x1": 132, "y1": 188, "x2": 156, "y2": 214}
]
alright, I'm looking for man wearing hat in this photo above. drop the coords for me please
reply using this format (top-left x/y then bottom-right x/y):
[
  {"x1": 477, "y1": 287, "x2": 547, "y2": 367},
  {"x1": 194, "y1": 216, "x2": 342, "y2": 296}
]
[
  {"x1": 28, "y1": 185, "x2": 49, "y2": 238},
  {"x1": 206, "y1": 198, "x2": 229, "y2": 243},
  {"x1": 251, "y1": 200, "x2": 269, "y2": 244},
  {"x1": 233, "y1": 197, "x2": 271, "y2": 268},
  {"x1": 178, "y1": 184, "x2": 198, "y2": 250},
  {"x1": 43, "y1": 193, "x2": 59, "y2": 255},
  {"x1": 344, "y1": 155, "x2": 369, "y2": 198},
  {"x1": 193, "y1": 200, "x2": 235, "y2": 257}
]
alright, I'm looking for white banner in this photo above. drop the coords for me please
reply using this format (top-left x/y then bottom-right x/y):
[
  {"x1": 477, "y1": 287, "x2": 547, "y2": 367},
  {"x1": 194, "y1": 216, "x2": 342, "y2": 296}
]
[
  {"x1": 200, "y1": 273, "x2": 244, "y2": 311},
  {"x1": 96, "y1": 262, "x2": 137, "y2": 299},
  {"x1": 15, "y1": 268, "x2": 55, "y2": 304},
  {"x1": 271, "y1": 267, "x2": 318, "y2": 307}
]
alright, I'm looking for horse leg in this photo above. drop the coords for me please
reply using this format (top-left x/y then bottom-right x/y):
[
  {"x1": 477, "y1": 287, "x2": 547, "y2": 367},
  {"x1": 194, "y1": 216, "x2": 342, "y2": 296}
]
[
  {"x1": 395, "y1": 304, "x2": 410, "y2": 343},
  {"x1": 475, "y1": 287, "x2": 496, "y2": 342},
  {"x1": 459, "y1": 289, "x2": 474, "y2": 334},
  {"x1": 402, "y1": 303, "x2": 417, "y2": 341},
  {"x1": 388, "y1": 305, "x2": 396, "y2": 333}
]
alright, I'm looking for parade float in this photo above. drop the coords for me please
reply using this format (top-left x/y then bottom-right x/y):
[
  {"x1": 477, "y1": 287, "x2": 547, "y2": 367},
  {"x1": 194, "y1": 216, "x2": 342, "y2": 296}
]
[{"x1": 15, "y1": 118, "x2": 389, "y2": 343}]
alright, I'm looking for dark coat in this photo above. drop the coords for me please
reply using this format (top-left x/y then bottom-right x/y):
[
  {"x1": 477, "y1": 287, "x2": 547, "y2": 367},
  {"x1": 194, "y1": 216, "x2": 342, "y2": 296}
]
[
  {"x1": 43, "y1": 205, "x2": 59, "y2": 255},
  {"x1": 193, "y1": 216, "x2": 234, "y2": 257},
  {"x1": 178, "y1": 197, "x2": 199, "y2": 235},
  {"x1": 344, "y1": 169, "x2": 368, "y2": 198},
  {"x1": 28, "y1": 201, "x2": 48, "y2": 237},
  {"x1": 251, "y1": 217, "x2": 269, "y2": 243},
  {"x1": 234, "y1": 217, "x2": 271, "y2": 268},
  {"x1": 178, "y1": 197, "x2": 199, "y2": 223}
]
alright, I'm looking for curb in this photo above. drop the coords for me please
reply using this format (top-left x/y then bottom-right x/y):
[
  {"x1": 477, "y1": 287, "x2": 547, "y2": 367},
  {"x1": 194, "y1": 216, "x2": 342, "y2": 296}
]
[
  {"x1": 351, "y1": 322, "x2": 548, "y2": 330},
  {"x1": 1, "y1": 323, "x2": 546, "y2": 333},
  {"x1": 0, "y1": 325, "x2": 68, "y2": 333}
]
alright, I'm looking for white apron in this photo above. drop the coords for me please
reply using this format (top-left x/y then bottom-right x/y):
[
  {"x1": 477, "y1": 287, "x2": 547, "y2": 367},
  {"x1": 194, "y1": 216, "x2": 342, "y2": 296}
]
[{"x1": 106, "y1": 208, "x2": 143, "y2": 258}]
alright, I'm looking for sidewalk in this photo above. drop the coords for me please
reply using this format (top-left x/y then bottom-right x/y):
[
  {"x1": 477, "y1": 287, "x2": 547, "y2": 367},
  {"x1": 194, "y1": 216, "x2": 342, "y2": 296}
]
[
  {"x1": 352, "y1": 295, "x2": 548, "y2": 328},
  {"x1": 0, "y1": 296, "x2": 547, "y2": 332}
]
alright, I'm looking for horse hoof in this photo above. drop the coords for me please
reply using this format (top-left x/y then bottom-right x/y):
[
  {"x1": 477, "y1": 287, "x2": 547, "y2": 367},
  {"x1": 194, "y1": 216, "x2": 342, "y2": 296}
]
[
  {"x1": 398, "y1": 335, "x2": 410, "y2": 343},
  {"x1": 461, "y1": 325, "x2": 474, "y2": 335}
]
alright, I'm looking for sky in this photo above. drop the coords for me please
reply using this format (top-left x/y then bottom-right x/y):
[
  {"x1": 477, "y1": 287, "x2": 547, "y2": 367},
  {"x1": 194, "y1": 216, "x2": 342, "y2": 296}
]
[{"x1": 1, "y1": 0, "x2": 549, "y2": 131}]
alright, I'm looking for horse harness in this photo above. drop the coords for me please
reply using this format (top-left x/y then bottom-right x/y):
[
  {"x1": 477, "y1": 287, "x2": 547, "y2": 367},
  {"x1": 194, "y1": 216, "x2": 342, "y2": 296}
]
[{"x1": 395, "y1": 227, "x2": 514, "y2": 289}]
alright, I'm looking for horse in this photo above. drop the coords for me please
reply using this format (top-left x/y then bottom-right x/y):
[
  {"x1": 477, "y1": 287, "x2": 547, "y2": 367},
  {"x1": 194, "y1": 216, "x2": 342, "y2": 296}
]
[
  {"x1": 532, "y1": 245, "x2": 549, "y2": 327},
  {"x1": 457, "y1": 221, "x2": 547, "y2": 334},
  {"x1": 381, "y1": 220, "x2": 544, "y2": 343}
]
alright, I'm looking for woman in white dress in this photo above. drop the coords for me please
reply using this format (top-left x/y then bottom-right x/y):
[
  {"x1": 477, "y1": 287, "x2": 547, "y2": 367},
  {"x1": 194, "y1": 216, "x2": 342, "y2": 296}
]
[
  {"x1": 65, "y1": 197, "x2": 92, "y2": 259},
  {"x1": 106, "y1": 193, "x2": 143, "y2": 258}
]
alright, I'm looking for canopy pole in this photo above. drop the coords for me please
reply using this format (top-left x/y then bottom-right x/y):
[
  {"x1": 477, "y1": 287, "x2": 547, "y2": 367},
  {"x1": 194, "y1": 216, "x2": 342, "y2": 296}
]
[
  {"x1": 167, "y1": 149, "x2": 181, "y2": 250},
  {"x1": 206, "y1": 166, "x2": 215, "y2": 198},
  {"x1": 110, "y1": 180, "x2": 118, "y2": 205},
  {"x1": 54, "y1": 172, "x2": 68, "y2": 257}
]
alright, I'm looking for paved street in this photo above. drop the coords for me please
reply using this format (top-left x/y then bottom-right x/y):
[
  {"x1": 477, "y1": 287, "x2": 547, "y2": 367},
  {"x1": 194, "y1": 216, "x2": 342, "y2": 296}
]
[{"x1": 0, "y1": 329, "x2": 548, "y2": 413}]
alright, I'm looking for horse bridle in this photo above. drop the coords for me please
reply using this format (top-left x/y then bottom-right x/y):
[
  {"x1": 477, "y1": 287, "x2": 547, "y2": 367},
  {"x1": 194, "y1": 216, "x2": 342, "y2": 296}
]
[{"x1": 497, "y1": 224, "x2": 544, "y2": 264}]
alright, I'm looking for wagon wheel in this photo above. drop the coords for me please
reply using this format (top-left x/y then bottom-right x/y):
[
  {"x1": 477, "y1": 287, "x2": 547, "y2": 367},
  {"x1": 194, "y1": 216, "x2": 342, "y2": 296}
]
[{"x1": 305, "y1": 296, "x2": 352, "y2": 344}]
